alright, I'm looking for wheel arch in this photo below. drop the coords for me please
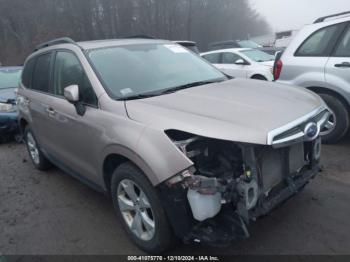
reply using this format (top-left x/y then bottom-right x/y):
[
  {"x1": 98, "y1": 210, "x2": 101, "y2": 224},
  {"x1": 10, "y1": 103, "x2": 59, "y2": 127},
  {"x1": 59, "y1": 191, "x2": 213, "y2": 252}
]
[
  {"x1": 19, "y1": 118, "x2": 29, "y2": 134},
  {"x1": 306, "y1": 86, "x2": 350, "y2": 110},
  {"x1": 102, "y1": 145, "x2": 157, "y2": 194},
  {"x1": 251, "y1": 74, "x2": 267, "y2": 80}
]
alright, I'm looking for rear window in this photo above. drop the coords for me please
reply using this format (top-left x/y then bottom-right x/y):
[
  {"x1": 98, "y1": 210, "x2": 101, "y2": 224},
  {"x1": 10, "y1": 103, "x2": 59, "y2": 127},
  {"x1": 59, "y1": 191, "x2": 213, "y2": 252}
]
[
  {"x1": 295, "y1": 23, "x2": 344, "y2": 57},
  {"x1": 32, "y1": 53, "x2": 52, "y2": 93},
  {"x1": 0, "y1": 68, "x2": 22, "y2": 89}
]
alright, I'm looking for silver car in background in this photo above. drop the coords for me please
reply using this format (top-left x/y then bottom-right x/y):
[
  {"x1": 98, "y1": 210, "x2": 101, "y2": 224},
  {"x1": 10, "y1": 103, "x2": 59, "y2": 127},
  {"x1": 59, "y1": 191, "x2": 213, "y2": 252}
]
[
  {"x1": 275, "y1": 12, "x2": 350, "y2": 143},
  {"x1": 201, "y1": 48, "x2": 275, "y2": 81},
  {"x1": 18, "y1": 37, "x2": 329, "y2": 253}
]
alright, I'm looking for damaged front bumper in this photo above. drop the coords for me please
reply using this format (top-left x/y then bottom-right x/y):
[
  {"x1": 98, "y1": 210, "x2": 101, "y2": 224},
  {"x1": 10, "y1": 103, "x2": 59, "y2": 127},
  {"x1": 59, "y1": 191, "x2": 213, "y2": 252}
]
[{"x1": 158, "y1": 138, "x2": 321, "y2": 246}]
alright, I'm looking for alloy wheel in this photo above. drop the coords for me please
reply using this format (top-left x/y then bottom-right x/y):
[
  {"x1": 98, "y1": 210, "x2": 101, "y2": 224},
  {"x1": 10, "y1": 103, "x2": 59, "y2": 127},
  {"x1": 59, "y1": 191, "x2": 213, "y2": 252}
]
[
  {"x1": 26, "y1": 132, "x2": 40, "y2": 165},
  {"x1": 117, "y1": 179, "x2": 155, "y2": 241}
]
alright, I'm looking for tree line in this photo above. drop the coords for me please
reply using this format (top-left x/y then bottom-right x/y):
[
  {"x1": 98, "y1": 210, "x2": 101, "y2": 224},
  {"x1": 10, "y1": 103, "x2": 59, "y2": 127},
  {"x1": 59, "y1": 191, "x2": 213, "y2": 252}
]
[{"x1": 0, "y1": 0, "x2": 270, "y2": 65}]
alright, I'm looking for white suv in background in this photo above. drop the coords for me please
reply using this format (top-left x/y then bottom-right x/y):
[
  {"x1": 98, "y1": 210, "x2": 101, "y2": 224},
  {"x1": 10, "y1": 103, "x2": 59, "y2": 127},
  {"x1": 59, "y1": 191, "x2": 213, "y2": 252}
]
[
  {"x1": 275, "y1": 12, "x2": 350, "y2": 143},
  {"x1": 201, "y1": 48, "x2": 275, "y2": 81}
]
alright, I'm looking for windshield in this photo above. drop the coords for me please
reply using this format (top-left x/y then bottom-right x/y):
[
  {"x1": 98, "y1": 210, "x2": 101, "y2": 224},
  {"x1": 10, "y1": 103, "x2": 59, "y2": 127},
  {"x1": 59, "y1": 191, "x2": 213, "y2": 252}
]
[
  {"x1": 87, "y1": 43, "x2": 225, "y2": 99},
  {"x1": 240, "y1": 49, "x2": 274, "y2": 62},
  {"x1": 238, "y1": 40, "x2": 262, "y2": 49},
  {"x1": 0, "y1": 68, "x2": 22, "y2": 89}
]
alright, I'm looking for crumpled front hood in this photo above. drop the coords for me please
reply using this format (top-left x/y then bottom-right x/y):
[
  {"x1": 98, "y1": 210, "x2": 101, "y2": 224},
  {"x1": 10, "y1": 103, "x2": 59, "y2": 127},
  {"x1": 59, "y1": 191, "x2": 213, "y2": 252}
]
[
  {"x1": 0, "y1": 88, "x2": 16, "y2": 103},
  {"x1": 126, "y1": 79, "x2": 325, "y2": 145}
]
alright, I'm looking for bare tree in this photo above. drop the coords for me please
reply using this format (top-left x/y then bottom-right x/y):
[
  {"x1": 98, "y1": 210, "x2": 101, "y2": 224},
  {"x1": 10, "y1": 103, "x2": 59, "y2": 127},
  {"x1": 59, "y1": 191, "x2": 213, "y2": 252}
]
[{"x1": 0, "y1": 0, "x2": 271, "y2": 65}]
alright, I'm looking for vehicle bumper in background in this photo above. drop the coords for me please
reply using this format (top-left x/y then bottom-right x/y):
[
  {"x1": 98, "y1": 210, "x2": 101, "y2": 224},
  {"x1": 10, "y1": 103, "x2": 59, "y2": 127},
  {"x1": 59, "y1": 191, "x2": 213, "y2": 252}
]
[{"x1": 0, "y1": 111, "x2": 19, "y2": 137}]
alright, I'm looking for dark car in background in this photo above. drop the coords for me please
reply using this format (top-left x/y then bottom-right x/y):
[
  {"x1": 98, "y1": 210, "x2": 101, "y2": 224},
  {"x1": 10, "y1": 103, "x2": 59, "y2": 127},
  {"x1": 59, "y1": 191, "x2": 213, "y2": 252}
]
[
  {"x1": 174, "y1": 41, "x2": 200, "y2": 54},
  {"x1": 208, "y1": 40, "x2": 283, "y2": 55},
  {"x1": 0, "y1": 66, "x2": 22, "y2": 142}
]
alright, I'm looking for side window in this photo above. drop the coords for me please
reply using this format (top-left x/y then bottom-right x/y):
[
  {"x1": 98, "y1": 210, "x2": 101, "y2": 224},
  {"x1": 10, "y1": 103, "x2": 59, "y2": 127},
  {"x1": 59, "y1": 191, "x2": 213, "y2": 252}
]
[
  {"x1": 32, "y1": 53, "x2": 52, "y2": 92},
  {"x1": 53, "y1": 51, "x2": 97, "y2": 106},
  {"x1": 22, "y1": 57, "x2": 36, "y2": 88},
  {"x1": 296, "y1": 24, "x2": 343, "y2": 57},
  {"x1": 202, "y1": 53, "x2": 221, "y2": 64},
  {"x1": 334, "y1": 26, "x2": 350, "y2": 57},
  {"x1": 221, "y1": 52, "x2": 242, "y2": 64}
]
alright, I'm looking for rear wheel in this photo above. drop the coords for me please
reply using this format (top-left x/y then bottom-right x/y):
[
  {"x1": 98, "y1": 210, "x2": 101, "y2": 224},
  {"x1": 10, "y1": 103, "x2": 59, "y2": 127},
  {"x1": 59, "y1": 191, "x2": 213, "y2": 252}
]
[
  {"x1": 24, "y1": 126, "x2": 51, "y2": 170},
  {"x1": 319, "y1": 93, "x2": 349, "y2": 144},
  {"x1": 111, "y1": 162, "x2": 175, "y2": 254}
]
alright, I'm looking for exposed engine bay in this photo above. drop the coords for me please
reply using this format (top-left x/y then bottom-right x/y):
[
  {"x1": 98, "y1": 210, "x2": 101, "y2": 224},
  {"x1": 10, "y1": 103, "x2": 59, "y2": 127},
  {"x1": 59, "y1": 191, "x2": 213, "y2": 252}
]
[{"x1": 159, "y1": 130, "x2": 321, "y2": 246}]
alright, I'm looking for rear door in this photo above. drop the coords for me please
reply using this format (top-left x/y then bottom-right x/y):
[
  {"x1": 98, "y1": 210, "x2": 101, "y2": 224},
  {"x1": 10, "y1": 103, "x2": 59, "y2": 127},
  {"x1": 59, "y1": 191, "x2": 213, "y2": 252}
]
[
  {"x1": 325, "y1": 23, "x2": 350, "y2": 92},
  {"x1": 20, "y1": 53, "x2": 53, "y2": 148},
  {"x1": 218, "y1": 52, "x2": 248, "y2": 78}
]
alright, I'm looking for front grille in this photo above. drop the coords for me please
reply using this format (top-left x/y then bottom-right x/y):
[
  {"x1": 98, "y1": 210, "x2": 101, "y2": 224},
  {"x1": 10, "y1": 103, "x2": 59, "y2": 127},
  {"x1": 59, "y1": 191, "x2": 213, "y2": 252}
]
[{"x1": 272, "y1": 109, "x2": 329, "y2": 145}]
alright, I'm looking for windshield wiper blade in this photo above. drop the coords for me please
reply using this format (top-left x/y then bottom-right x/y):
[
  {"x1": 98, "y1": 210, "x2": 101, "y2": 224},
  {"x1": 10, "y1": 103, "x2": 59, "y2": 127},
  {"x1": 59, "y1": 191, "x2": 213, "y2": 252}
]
[
  {"x1": 122, "y1": 79, "x2": 225, "y2": 100},
  {"x1": 121, "y1": 93, "x2": 159, "y2": 100},
  {"x1": 160, "y1": 80, "x2": 222, "y2": 95}
]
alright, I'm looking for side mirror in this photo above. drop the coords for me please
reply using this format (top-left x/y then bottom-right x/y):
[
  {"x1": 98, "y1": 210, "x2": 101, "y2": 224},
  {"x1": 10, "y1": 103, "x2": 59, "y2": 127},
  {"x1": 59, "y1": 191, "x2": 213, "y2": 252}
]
[
  {"x1": 64, "y1": 85, "x2": 79, "y2": 103},
  {"x1": 235, "y1": 59, "x2": 247, "y2": 65},
  {"x1": 64, "y1": 85, "x2": 86, "y2": 116}
]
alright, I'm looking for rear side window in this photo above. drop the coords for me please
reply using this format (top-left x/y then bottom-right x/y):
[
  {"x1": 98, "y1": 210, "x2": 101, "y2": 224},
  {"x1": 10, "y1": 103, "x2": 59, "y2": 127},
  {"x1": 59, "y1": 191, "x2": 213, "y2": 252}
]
[
  {"x1": 202, "y1": 53, "x2": 221, "y2": 63},
  {"x1": 32, "y1": 53, "x2": 52, "y2": 92},
  {"x1": 22, "y1": 58, "x2": 36, "y2": 88},
  {"x1": 334, "y1": 26, "x2": 350, "y2": 57},
  {"x1": 295, "y1": 24, "x2": 343, "y2": 57}
]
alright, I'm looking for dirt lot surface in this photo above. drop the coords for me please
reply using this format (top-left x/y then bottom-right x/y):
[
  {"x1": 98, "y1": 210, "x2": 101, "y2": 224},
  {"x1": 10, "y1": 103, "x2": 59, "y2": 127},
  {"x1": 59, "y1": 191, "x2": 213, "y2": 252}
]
[{"x1": 1, "y1": 137, "x2": 350, "y2": 255}]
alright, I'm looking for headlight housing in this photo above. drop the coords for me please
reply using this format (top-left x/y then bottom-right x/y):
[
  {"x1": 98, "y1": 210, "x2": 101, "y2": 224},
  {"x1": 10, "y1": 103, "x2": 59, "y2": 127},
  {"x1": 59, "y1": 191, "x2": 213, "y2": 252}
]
[{"x1": 0, "y1": 102, "x2": 16, "y2": 112}]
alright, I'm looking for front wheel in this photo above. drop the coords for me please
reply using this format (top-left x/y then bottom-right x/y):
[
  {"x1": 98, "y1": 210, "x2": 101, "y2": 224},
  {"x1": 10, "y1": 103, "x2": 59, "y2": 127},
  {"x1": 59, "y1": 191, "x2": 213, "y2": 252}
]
[
  {"x1": 111, "y1": 163, "x2": 175, "y2": 254},
  {"x1": 319, "y1": 93, "x2": 349, "y2": 144}
]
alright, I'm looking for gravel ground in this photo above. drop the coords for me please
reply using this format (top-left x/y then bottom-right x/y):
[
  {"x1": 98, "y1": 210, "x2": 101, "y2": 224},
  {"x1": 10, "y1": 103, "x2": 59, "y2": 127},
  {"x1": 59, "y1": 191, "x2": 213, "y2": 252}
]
[{"x1": 1, "y1": 137, "x2": 350, "y2": 255}]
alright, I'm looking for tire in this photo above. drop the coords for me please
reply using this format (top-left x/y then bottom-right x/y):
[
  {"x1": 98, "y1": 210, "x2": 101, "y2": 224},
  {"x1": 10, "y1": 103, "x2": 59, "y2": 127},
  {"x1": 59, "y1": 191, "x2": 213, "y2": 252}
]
[
  {"x1": 111, "y1": 162, "x2": 175, "y2": 254},
  {"x1": 319, "y1": 93, "x2": 349, "y2": 144},
  {"x1": 251, "y1": 75, "x2": 267, "y2": 81},
  {"x1": 24, "y1": 126, "x2": 51, "y2": 170}
]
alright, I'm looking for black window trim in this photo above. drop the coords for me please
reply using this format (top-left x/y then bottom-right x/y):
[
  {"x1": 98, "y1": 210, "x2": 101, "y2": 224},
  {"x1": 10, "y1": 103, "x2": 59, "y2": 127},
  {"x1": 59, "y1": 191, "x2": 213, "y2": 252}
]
[
  {"x1": 50, "y1": 48, "x2": 99, "y2": 109},
  {"x1": 294, "y1": 22, "x2": 348, "y2": 57},
  {"x1": 331, "y1": 22, "x2": 350, "y2": 57}
]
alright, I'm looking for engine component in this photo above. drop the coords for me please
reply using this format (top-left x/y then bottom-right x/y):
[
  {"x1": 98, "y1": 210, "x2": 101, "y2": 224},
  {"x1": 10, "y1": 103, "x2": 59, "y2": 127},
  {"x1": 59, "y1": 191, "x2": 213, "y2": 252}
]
[
  {"x1": 187, "y1": 189, "x2": 222, "y2": 221},
  {"x1": 237, "y1": 178, "x2": 258, "y2": 210}
]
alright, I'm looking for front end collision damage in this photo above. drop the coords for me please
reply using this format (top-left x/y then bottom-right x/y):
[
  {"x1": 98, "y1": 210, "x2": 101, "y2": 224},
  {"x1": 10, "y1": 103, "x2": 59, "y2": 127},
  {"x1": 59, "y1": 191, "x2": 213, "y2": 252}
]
[{"x1": 158, "y1": 128, "x2": 323, "y2": 246}]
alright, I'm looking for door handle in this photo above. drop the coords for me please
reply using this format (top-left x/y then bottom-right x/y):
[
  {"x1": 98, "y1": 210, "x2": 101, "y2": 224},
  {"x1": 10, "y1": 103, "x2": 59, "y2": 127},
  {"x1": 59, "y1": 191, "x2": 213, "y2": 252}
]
[
  {"x1": 46, "y1": 107, "x2": 56, "y2": 117},
  {"x1": 24, "y1": 98, "x2": 31, "y2": 106},
  {"x1": 334, "y1": 62, "x2": 350, "y2": 68}
]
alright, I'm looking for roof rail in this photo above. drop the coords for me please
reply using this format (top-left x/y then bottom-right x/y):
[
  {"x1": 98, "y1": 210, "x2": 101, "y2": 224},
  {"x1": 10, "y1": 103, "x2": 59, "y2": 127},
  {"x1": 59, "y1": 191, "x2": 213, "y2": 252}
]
[
  {"x1": 35, "y1": 37, "x2": 77, "y2": 51},
  {"x1": 314, "y1": 11, "x2": 350, "y2": 23}
]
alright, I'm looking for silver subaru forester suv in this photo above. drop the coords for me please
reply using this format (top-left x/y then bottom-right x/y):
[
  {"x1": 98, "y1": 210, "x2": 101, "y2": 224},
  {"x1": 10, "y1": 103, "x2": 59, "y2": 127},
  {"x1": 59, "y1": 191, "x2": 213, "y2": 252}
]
[
  {"x1": 275, "y1": 12, "x2": 350, "y2": 143},
  {"x1": 18, "y1": 37, "x2": 330, "y2": 253}
]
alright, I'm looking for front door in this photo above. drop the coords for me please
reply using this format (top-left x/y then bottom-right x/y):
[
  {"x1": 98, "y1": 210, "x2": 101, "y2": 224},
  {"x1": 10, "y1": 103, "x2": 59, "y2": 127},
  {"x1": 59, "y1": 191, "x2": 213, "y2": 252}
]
[
  {"x1": 325, "y1": 23, "x2": 350, "y2": 91},
  {"x1": 44, "y1": 51, "x2": 101, "y2": 183},
  {"x1": 216, "y1": 52, "x2": 248, "y2": 78}
]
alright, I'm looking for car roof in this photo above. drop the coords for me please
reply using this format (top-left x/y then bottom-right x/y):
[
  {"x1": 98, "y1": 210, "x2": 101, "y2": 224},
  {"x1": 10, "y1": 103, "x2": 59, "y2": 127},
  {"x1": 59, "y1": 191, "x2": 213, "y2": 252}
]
[
  {"x1": 77, "y1": 38, "x2": 172, "y2": 50},
  {"x1": 307, "y1": 15, "x2": 350, "y2": 31},
  {"x1": 201, "y1": 48, "x2": 252, "y2": 55}
]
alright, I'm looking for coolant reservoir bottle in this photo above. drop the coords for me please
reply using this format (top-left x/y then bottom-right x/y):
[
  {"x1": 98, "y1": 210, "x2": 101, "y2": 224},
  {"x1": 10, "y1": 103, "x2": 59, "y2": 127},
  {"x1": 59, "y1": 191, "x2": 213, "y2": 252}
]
[{"x1": 187, "y1": 189, "x2": 221, "y2": 221}]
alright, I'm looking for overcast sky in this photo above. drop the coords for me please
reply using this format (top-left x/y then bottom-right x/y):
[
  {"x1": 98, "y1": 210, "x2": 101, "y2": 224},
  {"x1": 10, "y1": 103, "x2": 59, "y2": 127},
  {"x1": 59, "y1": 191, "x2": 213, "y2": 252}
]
[{"x1": 250, "y1": 0, "x2": 349, "y2": 32}]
